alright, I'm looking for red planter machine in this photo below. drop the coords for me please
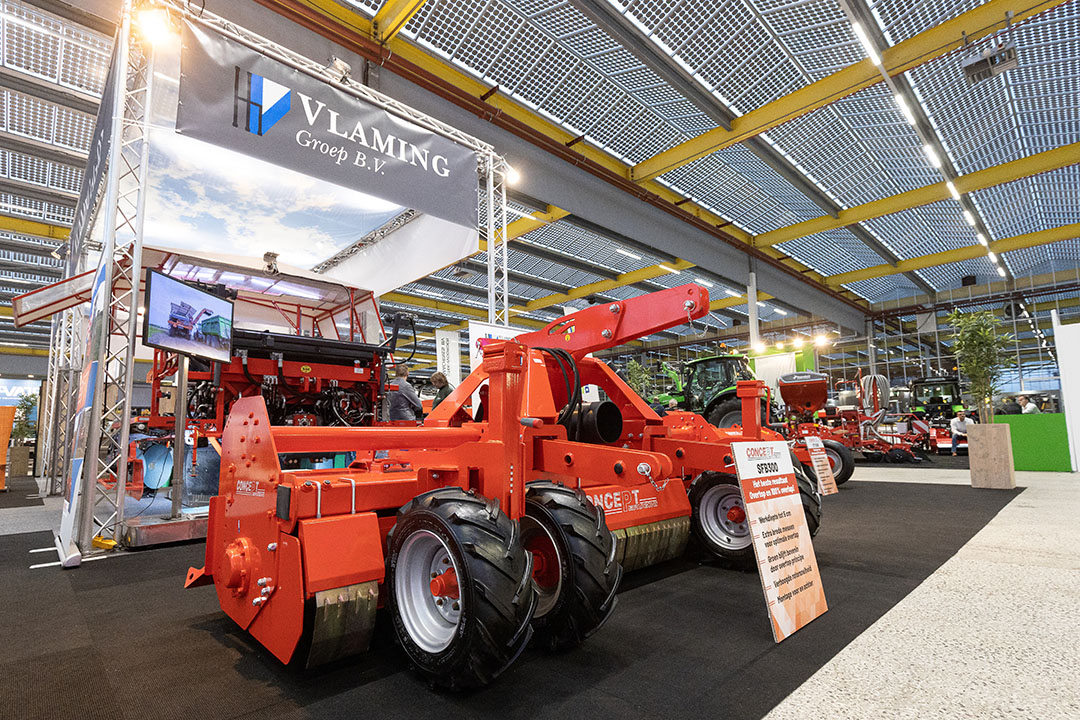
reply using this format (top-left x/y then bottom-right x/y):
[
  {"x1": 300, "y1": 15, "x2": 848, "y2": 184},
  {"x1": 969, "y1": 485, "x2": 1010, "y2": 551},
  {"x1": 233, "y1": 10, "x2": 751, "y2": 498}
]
[{"x1": 186, "y1": 284, "x2": 822, "y2": 689}]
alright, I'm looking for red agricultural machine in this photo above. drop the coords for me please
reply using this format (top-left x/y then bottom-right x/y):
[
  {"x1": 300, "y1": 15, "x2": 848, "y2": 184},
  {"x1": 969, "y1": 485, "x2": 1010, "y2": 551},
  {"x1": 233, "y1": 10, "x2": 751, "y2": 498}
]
[
  {"x1": 779, "y1": 371, "x2": 922, "y2": 475},
  {"x1": 115, "y1": 318, "x2": 410, "y2": 500},
  {"x1": 185, "y1": 284, "x2": 821, "y2": 689}
]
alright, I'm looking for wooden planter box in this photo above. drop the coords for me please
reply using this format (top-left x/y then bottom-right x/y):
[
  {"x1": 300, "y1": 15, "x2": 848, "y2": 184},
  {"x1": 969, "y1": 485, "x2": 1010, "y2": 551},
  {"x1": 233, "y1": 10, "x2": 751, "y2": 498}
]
[
  {"x1": 8, "y1": 445, "x2": 32, "y2": 477},
  {"x1": 968, "y1": 423, "x2": 1016, "y2": 489}
]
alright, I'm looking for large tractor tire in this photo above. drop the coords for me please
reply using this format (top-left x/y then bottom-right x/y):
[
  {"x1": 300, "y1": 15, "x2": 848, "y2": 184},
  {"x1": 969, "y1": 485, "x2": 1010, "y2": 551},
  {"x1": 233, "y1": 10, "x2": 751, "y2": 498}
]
[
  {"x1": 798, "y1": 470, "x2": 822, "y2": 537},
  {"x1": 690, "y1": 466, "x2": 821, "y2": 571},
  {"x1": 387, "y1": 487, "x2": 537, "y2": 690},
  {"x1": 706, "y1": 397, "x2": 770, "y2": 429},
  {"x1": 522, "y1": 482, "x2": 622, "y2": 652},
  {"x1": 707, "y1": 398, "x2": 744, "y2": 429},
  {"x1": 821, "y1": 439, "x2": 855, "y2": 485}
]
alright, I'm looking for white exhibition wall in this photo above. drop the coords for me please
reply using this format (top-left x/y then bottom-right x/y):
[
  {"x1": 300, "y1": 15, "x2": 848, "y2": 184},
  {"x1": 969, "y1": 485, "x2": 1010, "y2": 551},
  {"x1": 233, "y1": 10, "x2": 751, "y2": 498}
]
[{"x1": 1050, "y1": 311, "x2": 1079, "y2": 472}]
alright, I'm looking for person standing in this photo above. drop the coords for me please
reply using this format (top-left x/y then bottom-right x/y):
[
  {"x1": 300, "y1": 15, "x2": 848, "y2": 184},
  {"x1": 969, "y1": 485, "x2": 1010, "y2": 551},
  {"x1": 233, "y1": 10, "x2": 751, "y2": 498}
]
[
  {"x1": 950, "y1": 409, "x2": 972, "y2": 456},
  {"x1": 388, "y1": 365, "x2": 422, "y2": 422},
  {"x1": 430, "y1": 372, "x2": 453, "y2": 410},
  {"x1": 1018, "y1": 395, "x2": 1041, "y2": 414}
]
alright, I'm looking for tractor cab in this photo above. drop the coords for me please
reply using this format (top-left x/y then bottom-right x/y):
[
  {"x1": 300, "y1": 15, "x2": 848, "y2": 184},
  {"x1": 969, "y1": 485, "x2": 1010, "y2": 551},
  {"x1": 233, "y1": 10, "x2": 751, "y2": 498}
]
[
  {"x1": 680, "y1": 355, "x2": 757, "y2": 426},
  {"x1": 910, "y1": 376, "x2": 966, "y2": 422}
]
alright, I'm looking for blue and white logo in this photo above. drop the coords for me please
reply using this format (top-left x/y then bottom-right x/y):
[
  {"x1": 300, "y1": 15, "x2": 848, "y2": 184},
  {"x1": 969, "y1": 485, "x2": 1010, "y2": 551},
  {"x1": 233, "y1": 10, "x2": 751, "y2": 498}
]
[{"x1": 233, "y1": 68, "x2": 291, "y2": 136}]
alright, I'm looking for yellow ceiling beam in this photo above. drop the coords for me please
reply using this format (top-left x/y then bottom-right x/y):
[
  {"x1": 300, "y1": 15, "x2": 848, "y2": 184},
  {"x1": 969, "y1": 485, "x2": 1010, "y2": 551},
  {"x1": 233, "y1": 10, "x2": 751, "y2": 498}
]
[
  {"x1": 517, "y1": 258, "x2": 696, "y2": 313},
  {"x1": 756, "y1": 142, "x2": 1080, "y2": 248},
  {"x1": 288, "y1": 0, "x2": 857, "y2": 305},
  {"x1": 630, "y1": 0, "x2": 1072, "y2": 183},
  {"x1": 0, "y1": 346, "x2": 49, "y2": 356},
  {"x1": 0, "y1": 213, "x2": 70, "y2": 241},
  {"x1": 371, "y1": 0, "x2": 429, "y2": 43},
  {"x1": 827, "y1": 223, "x2": 1080, "y2": 286}
]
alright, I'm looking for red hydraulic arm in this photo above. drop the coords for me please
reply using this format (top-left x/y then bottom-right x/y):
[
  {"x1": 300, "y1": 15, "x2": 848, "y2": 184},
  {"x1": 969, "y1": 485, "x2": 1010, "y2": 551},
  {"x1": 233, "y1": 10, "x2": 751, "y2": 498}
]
[{"x1": 512, "y1": 284, "x2": 709, "y2": 359}]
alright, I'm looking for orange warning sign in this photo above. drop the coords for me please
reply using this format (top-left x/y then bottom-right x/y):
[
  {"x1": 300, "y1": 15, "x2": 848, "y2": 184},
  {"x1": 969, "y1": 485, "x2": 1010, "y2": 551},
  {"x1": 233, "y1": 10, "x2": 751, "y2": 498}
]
[{"x1": 731, "y1": 441, "x2": 828, "y2": 642}]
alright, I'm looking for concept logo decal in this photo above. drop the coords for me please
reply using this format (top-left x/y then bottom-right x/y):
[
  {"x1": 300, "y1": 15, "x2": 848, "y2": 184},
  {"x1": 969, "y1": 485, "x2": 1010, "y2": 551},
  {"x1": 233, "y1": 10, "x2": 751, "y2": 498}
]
[{"x1": 233, "y1": 68, "x2": 291, "y2": 136}]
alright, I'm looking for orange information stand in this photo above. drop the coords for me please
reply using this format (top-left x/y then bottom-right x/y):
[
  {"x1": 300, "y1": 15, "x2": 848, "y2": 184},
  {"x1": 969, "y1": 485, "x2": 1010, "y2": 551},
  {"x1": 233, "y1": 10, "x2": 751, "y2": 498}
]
[
  {"x1": 0, "y1": 406, "x2": 16, "y2": 492},
  {"x1": 731, "y1": 440, "x2": 828, "y2": 642}
]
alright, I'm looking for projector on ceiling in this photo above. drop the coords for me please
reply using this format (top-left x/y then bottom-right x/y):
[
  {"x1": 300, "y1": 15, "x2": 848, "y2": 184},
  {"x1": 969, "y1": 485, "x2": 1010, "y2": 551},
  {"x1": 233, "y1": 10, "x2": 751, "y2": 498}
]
[{"x1": 961, "y1": 40, "x2": 1019, "y2": 86}]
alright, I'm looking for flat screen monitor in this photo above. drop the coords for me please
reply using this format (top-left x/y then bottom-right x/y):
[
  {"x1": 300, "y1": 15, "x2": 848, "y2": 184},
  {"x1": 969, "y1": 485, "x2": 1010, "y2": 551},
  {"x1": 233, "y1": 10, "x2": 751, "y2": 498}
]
[{"x1": 142, "y1": 269, "x2": 234, "y2": 364}]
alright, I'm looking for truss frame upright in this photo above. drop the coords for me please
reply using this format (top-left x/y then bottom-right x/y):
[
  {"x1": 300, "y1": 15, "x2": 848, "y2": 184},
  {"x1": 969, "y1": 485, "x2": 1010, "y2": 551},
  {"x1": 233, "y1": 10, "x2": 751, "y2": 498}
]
[{"x1": 75, "y1": 1, "x2": 155, "y2": 550}]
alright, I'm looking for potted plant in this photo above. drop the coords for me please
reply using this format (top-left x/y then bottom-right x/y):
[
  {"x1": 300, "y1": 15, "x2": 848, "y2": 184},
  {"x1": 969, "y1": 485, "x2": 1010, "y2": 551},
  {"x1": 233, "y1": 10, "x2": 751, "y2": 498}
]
[{"x1": 945, "y1": 310, "x2": 1015, "y2": 488}]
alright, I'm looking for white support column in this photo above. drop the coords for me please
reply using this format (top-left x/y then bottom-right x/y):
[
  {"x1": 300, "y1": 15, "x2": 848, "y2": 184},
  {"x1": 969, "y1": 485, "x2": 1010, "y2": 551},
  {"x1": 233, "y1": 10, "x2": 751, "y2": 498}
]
[{"x1": 747, "y1": 270, "x2": 760, "y2": 348}]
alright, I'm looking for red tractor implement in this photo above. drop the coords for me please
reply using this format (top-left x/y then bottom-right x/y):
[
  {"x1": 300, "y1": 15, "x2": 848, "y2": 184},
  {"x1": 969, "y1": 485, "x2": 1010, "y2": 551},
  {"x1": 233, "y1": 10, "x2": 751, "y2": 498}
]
[
  {"x1": 186, "y1": 284, "x2": 820, "y2": 689},
  {"x1": 779, "y1": 371, "x2": 921, "y2": 476}
]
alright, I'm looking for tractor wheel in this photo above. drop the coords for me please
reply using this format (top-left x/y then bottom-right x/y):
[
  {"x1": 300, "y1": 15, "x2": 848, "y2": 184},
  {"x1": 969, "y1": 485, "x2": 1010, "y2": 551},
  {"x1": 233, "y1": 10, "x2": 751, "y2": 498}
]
[
  {"x1": 707, "y1": 398, "x2": 770, "y2": 429},
  {"x1": 689, "y1": 472, "x2": 755, "y2": 569},
  {"x1": 387, "y1": 487, "x2": 538, "y2": 690},
  {"x1": 798, "y1": 468, "x2": 822, "y2": 537},
  {"x1": 691, "y1": 466, "x2": 821, "y2": 570},
  {"x1": 523, "y1": 482, "x2": 622, "y2": 652},
  {"x1": 822, "y1": 439, "x2": 855, "y2": 485}
]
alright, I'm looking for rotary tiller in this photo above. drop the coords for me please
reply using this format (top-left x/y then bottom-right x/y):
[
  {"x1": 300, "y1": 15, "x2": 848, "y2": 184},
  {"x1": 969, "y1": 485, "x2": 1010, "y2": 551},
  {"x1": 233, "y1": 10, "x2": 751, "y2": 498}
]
[{"x1": 186, "y1": 284, "x2": 820, "y2": 689}]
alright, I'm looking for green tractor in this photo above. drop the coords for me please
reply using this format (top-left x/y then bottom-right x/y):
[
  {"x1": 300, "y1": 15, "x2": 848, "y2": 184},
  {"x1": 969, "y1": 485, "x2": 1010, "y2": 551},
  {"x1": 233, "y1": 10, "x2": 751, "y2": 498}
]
[
  {"x1": 909, "y1": 376, "x2": 970, "y2": 421},
  {"x1": 651, "y1": 355, "x2": 762, "y2": 427}
]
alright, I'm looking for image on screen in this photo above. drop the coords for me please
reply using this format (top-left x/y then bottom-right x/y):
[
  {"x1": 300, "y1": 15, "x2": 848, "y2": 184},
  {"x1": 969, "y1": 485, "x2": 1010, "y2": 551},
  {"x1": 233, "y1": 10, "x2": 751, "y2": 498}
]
[{"x1": 142, "y1": 269, "x2": 234, "y2": 364}]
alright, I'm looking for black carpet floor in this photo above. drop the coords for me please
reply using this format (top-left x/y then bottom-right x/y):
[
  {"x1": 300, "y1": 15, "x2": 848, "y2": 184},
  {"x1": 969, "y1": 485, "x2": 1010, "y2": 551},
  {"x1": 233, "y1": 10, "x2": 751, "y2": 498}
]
[
  {"x1": 0, "y1": 475, "x2": 43, "y2": 509},
  {"x1": 0, "y1": 481, "x2": 1020, "y2": 720}
]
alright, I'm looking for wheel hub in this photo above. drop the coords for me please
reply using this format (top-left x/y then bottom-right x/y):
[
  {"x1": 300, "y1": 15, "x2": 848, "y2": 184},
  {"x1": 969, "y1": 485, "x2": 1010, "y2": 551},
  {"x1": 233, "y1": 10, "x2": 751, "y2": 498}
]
[
  {"x1": 429, "y1": 568, "x2": 459, "y2": 600},
  {"x1": 726, "y1": 505, "x2": 746, "y2": 524}
]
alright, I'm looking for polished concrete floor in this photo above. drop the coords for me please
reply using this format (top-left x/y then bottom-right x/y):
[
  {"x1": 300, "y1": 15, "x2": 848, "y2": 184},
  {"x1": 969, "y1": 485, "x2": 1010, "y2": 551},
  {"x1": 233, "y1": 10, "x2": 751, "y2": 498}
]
[
  {"x1": 767, "y1": 468, "x2": 1080, "y2": 720},
  {"x1": 2, "y1": 468, "x2": 1076, "y2": 718}
]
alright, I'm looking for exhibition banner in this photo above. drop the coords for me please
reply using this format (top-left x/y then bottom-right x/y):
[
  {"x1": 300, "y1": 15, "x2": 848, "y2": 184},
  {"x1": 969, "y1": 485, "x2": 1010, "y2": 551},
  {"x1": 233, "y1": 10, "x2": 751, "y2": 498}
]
[
  {"x1": 67, "y1": 41, "x2": 119, "y2": 269},
  {"x1": 176, "y1": 20, "x2": 477, "y2": 228},
  {"x1": 731, "y1": 441, "x2": 827, "y2": 642},
  {"x1": 468, "y1": 321, "x2": 524, "y2": 371},
  {"x1": 803, "y1": 436, "x2": 839, "y2": 495},
  {"x1": 435, "y1": 329, "x2": 462, "y2": 386}
]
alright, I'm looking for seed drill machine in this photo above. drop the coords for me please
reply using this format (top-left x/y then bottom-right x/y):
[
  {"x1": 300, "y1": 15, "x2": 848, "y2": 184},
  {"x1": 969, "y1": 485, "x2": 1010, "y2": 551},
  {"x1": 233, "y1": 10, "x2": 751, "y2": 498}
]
[{"x1": 186, "y1": 284, "x2": 820, "y2": 689}]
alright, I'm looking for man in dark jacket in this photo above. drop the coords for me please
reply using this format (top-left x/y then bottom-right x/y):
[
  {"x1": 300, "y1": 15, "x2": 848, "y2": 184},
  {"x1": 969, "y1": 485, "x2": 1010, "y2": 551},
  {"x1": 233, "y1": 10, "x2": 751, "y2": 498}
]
[{"x1": 388, "y1": 365, "x2": 422, "y2": 421}]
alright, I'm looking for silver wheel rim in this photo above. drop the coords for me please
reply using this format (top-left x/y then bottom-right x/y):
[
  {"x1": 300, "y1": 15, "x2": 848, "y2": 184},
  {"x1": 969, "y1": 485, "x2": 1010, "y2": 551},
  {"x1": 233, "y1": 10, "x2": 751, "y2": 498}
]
[
  {"x1": 825, "y1": 448, "x2": 842, "y2": 474},
  {"x1": 395, "y1": 529, "x2": 461, "y2": 654},
  {"x1": 700, "y1": 485, "x2": 751, "y2": 550},
  {"x1": 521, "y1": 515, "x2": 563, "y2": 619}
]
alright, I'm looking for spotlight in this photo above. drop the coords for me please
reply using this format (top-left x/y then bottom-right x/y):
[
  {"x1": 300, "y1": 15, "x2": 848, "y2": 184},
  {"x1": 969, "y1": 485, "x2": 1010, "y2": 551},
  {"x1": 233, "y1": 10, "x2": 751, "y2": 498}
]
[
  {"x1": 814, "y1": 335, "x2": 829, "y2": 347},
  {"x1": 775, "y1": 341, "x2": 784, "y2": 350},
  {"x1": 793, "y1": 337, "x2": 804, "y2": 349},
  {"x1": 328, "y1": 56, "x2": 352, "y2": 81},
  {"x1": 135, "y1": 7, "x2": 173, "y2": 46},
  {"x1": 753, "y1": 342, "x2": 766, "y2": 354},
  {"x1": 505, "y1": 166, "x2": 521, "y2": 185}
]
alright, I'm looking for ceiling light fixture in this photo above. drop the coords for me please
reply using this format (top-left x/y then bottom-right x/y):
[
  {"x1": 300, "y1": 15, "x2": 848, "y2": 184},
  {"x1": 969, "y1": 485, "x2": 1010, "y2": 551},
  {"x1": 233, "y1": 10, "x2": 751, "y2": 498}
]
[
  {"x1": 851, "y1": 22, "x2": 882, "y2": 66},
  {"x1": 946, "y1": 180, "x2": 961, "y2": 201},
  {"x1": 976, "y1": 233, "x2": 988, "y2": 246},
  {"x1": 924, "y1": 145, "x2": 942, "y2": 168},
  {"x1": 615, "y1": 248, "x2": 641, "y2": 260},
  {"x1": 695, "y1": 278, "x2": 714, "y2": 287},
  {"x1": 659, "y1": 264, "x2": 680, "y2": 274},
  {"x1": 894, "y1": 94, "x2": 916, "y2": 125},
  {"x1": 963, "y1": 210, "x2": 976, "y2": 226}
]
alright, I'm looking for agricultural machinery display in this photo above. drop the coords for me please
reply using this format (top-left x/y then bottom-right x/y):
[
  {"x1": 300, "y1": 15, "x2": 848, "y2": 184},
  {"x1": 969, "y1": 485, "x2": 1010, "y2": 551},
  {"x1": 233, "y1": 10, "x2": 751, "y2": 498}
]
[
  {"x1": 116, "y1": 318, "x2": 408, "y2": 500},
  {"x1": 779, "y1": 371, "x2": 921, "y2": 473},
  {"x1": 185, "y1": 284, "x2": 822, "y2": 689},
  {"x1": 909, "y1": 376, "x2": 976, "y2": 454},
  {"x1": 651, "y1": 354, "x2": 764, "y2": 427}
]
